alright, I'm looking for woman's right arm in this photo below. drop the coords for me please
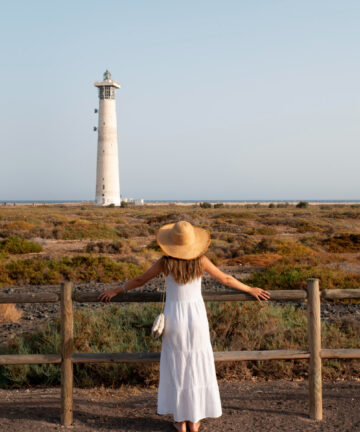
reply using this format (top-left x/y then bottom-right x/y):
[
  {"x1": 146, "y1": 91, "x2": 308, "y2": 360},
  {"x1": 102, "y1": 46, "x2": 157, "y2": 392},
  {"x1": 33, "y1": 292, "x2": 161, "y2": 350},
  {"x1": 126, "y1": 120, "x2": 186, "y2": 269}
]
[
  {"x1": 202, "y1": 255, "x2": 270, "y2": 302},
  {"x1": 98, "y1": 258, "x2": 163, "y2": 302}
]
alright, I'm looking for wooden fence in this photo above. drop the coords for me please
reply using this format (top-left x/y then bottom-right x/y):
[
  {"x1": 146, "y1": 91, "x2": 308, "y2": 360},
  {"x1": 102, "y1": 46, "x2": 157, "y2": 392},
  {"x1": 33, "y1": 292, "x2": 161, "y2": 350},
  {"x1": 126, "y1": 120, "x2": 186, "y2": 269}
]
[{"x1": 1, "y1": 278, "x2": 360, "y2": 426}]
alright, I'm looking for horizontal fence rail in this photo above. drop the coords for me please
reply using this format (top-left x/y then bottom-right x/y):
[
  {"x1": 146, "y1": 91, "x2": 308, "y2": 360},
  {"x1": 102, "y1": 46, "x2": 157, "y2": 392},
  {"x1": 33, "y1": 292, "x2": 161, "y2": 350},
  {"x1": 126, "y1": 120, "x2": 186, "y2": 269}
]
[
  {"x1": 0, "y1": 289, "x2": 309, "y2": 303},
  {"x1": 3, "y1": 349, "x2": 360, "y2": 367},
  {"x1": 1, "y1": 280, "x2": 360, "y2": 425},
  {"x1": 0, "y1": 354, "x2": 62, "y2": 365},
  {"x1": 2, "y1": 287, "x2": 359, "y2": 305}
]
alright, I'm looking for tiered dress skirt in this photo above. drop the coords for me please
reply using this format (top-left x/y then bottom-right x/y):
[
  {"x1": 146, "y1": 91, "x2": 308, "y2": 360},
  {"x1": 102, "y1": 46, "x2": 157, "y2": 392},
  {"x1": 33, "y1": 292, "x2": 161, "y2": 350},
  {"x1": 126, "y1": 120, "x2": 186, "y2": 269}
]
[{"x1": 157, "y1": 275, "x2": 222, "y2": 423}]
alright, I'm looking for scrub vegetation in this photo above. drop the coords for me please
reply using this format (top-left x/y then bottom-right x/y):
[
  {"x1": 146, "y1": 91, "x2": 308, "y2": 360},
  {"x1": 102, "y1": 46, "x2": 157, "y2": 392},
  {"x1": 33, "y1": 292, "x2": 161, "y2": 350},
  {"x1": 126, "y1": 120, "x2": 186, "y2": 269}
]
[
  {"x1": 0, "y1": 301, "x2": 359, "y2": 388},
  {"x1": 0, "y1": 203, "x2": 359, "y2": 287},
  {"x1": 0, "y1": 203, "x2": 360, "y2": 386},
  {"x1": 1, "y1": 203, "x2": 360, "y2": 290}
]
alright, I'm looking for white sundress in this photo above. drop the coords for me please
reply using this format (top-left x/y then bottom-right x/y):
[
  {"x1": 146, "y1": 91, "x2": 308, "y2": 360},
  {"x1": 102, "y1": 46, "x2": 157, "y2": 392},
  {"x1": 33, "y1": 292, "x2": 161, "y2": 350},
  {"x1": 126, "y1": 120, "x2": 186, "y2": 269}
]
[{"x1": 157, "y1": 274, "x2": 222, "y2": 423}]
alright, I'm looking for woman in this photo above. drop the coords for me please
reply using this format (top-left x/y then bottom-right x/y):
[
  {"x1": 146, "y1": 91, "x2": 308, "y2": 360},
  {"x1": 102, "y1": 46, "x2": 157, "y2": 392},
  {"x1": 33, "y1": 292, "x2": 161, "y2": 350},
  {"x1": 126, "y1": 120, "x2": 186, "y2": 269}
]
[{"x1": 99, "y1": 221, "x2": 270, "y2": 432}]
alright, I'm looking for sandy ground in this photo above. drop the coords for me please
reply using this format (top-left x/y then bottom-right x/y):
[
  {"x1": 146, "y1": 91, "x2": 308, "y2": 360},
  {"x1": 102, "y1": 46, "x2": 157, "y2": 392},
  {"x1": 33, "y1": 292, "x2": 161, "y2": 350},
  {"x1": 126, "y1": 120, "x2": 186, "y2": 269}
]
[{"x1": 0, "y1": 380, "x2": 359, "y2": 432}]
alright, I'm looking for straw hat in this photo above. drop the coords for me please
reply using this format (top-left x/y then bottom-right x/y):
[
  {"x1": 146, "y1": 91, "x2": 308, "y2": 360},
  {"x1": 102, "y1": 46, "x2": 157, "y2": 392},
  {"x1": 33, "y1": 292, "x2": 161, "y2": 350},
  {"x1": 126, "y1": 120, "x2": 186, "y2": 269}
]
[{"x1": 156, "y1": 220, "x2": 210, "y2": 260}]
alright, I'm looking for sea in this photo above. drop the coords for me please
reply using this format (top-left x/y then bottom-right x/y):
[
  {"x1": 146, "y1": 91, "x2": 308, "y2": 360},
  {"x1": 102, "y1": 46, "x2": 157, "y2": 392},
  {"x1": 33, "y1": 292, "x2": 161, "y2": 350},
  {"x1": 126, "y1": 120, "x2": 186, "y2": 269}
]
[{"x1": 2, "y1": 200, "x2": 360, "y2": 205}]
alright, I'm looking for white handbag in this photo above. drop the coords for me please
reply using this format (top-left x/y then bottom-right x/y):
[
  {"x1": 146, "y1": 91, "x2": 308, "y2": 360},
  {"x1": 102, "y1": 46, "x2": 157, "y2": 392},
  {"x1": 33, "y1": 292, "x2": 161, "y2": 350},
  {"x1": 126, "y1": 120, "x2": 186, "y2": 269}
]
[{"x1": 151, "y1": 287, "x2": 166, "y2": 338}]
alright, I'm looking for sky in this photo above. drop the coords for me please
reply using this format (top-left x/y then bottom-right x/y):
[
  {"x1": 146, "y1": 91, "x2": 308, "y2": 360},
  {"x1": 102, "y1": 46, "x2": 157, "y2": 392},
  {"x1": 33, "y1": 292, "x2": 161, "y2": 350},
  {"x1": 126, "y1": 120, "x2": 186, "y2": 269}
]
[{"x1": 0, "y1": 0, "x2": 359, "y2": 201}]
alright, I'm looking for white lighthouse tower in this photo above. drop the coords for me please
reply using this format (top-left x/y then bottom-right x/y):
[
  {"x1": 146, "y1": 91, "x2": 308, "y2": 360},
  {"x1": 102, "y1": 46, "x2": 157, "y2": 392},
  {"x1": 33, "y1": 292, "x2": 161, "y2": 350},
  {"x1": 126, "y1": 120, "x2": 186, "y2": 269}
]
[{"x1": 94, "y1": 70, "x2": 121, "y2": 206}]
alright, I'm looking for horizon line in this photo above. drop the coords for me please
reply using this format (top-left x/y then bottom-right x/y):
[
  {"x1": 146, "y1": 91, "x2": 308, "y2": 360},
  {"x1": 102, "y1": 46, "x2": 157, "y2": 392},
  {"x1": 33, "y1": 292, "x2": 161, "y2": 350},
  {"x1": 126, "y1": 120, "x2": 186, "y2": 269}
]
[{"x1": 2, "y1": 199, "x2": 360, "y2": 203}]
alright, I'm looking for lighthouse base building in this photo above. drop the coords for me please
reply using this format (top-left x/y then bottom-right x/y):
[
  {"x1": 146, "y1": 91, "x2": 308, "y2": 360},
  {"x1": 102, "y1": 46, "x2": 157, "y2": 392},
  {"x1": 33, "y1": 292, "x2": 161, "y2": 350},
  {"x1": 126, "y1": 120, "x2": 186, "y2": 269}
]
[{"x1": 94, "y1": 71, "x2": 121, "y2": 206}]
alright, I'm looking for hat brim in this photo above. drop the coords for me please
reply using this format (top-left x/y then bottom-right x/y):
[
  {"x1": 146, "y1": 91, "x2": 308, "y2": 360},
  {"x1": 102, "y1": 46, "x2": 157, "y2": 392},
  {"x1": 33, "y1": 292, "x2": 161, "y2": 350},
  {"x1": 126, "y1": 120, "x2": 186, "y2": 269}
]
[{"x1": 156, "y1": 223, "x2": 211, "y2": 260}]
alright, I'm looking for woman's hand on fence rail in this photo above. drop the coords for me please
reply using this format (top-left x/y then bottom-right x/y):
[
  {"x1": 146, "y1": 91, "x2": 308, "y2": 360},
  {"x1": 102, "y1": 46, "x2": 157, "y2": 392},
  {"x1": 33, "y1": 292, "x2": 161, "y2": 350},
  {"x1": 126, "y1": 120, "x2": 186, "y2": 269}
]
[
  {"x1": 248, "y1": 287, "x2": 270, "y2": 302},
  {"x1": 98, "y1": 289, "x2": 119, "y2": 303}
]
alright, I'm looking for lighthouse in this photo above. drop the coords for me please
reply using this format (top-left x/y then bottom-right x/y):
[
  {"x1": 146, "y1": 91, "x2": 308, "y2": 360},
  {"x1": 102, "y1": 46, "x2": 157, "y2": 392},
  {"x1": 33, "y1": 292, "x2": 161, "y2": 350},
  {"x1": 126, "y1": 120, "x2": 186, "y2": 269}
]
[{"x1": 94, "y1": 70, "x2": 121, "y2": 206}]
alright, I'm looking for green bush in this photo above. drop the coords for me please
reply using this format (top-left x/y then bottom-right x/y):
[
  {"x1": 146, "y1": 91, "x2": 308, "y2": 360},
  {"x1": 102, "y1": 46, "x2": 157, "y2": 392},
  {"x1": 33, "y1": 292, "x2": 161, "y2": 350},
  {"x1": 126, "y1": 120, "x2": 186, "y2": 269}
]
[
  {"x1": 296, "y1": 201, "x2": 309, "y2": 209},
  {"x1": 0, "y1": 236, "x2": 42, "y2": 254},
  {"x1": 1, "y1": 256, "x2": 145, "y2": 285},
  {"x1": 245, "y1": 261, "x2": 360, "y2": 291},
  {"x1": 200, "y1": 202, "x2": 212, "y2": 209}
]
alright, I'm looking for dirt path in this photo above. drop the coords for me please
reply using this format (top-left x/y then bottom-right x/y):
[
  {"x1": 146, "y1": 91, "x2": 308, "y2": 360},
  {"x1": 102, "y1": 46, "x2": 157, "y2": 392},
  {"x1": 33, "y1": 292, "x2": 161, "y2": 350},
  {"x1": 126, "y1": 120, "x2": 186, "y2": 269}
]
[{"x1": 0, "y1": 380, "x2": 359, "y2": 431}]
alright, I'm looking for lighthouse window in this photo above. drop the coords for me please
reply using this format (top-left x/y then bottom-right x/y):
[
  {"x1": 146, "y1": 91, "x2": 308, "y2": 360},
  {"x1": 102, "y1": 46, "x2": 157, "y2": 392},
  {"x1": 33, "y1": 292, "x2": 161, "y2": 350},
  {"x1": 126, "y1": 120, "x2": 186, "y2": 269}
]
[
  {"x1": 99, "y1": 86, "x2": 115, "y2": 99},
  {"x1": 103, "y1": 185, "x2": 105, "y2": 190}
]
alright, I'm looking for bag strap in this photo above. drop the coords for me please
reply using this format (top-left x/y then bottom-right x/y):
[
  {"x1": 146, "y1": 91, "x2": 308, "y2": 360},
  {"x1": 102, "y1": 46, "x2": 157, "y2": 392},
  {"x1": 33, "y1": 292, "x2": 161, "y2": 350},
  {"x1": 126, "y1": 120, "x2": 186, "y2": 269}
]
[{"x1": 160, "y1": 274, "x2": 166, "y2": 312}]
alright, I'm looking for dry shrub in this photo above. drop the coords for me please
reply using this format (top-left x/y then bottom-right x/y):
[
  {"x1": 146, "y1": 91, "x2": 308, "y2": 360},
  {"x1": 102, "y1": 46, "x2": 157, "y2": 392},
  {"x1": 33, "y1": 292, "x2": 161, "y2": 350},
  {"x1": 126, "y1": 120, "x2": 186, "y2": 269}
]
[
  {"x1": 255, "y1": 238, "x2": 278, "y2": 253},
  {"x1": 225, "y1": 253, "x2": 282, "y2": 267},
  {"x1": 214, "y1": 233, "x2": 236, "y2": 243},
  {"x1": 295, "y1": 221, "x2": 324, "y2": 233},
  {"x1": 2, "y1": 221, "x2": 35, "y2": 231},
  {"x1": 0, "y1": 304, "x2": 22, "y2": 323},
  {"x1": 146, "y1": 239, "x2": 161, "y2": 252},
  {"x1": 205, "y1": 250, "x2": 223, "y2": 266},
  {"x1": 146, "y1": 214, "x2": 172, "y2": 224},
  {"x1": 206, "y1": 236, "x2": 258, "y2": 264},
  {"x1": 324, "y1": 209, "x2": 360, "y2": 219},
  {"x1": 259, "y1": 216, "x2": 294, "y2": 226},
  {"x1": 253, "y1": 238, "x2": 315, "y2": 257},
  {"x1": 210, "y1": 302, "x2": 310, "y2": 380},
  {"x1": 211, "y1": 221, "x2": 241, "y2": 234},
  {"x1": 85, "y1": 240, "x2": 130, "y2": 254},
  {"x1": 275, "y1": 239, "x2": 315, "y2": 257},
  {"x1": 228, "y1": 237, "x2": 258, "y2": 256},
  {"x1": 60, "y1": 221, "x2": 120, "y2": 240},
  {"x1": 146, "y1": 213, "x2": 178, "y2": 225},
  {"x1": 138, "y1": 248, "x2": 162, "y2": 264},
  {"x1": 214, "y1": 212, "x2": 257, "y2": 221},
  {"x1": 321, "y1": 234, "x2": 360, "y2": 253},
  {"x1": 247, "y1": 227, "x2": 278, "y2": 236},
  {"x1": 115, "y1": 223, "x2": 154, "y2": 238},
  {"x1": 338, "y1": 316, "x2": 360, "y2": 336},
  {"x1": 119, "y1": 254, "x2": 151, "y2": 268}
]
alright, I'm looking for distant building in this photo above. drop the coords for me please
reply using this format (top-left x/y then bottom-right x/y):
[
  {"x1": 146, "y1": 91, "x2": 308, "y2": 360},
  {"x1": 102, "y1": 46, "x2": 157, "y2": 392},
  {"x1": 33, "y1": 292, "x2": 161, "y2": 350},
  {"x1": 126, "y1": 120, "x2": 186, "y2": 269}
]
[{"x1": 135, "y1": 199, "x2": 144, "y2": 206}]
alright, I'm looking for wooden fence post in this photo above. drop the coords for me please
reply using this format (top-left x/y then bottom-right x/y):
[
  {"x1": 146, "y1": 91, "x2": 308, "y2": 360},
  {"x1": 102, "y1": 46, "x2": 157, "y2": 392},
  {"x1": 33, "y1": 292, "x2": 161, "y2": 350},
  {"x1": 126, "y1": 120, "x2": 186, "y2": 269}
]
[
  {"x1": 306, "y1": 278, "x2": 322, "y2": 420},
  {"x1": 61, "y1": 281, "x2": 73, "y2": 426}
]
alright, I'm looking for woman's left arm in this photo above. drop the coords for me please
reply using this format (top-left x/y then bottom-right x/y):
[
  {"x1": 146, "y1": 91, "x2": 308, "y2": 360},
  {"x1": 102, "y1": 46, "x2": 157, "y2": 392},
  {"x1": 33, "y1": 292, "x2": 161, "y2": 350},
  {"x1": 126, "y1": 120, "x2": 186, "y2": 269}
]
[
  {"x1": 202, "y1": 255, "x2": 270, "y2": 302},
  {"x1": 98, "y1": 258, "x2": 163, "y2": 302}
]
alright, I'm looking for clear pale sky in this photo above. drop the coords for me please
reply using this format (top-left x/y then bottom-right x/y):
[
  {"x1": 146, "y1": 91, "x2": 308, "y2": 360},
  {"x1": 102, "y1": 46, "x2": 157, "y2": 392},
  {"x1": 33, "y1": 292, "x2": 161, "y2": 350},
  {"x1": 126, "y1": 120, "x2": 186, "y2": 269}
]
[{"x1": 0, "y1": 1, "x2": 359, "y2": 201}]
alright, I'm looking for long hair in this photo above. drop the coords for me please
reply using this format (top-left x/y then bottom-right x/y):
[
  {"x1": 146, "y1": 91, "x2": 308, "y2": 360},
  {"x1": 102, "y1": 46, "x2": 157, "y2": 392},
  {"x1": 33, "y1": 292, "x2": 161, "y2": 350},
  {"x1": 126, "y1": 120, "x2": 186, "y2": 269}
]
[{"x1": 160, "y1": 255, "x2": 204, "y2": 284}]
